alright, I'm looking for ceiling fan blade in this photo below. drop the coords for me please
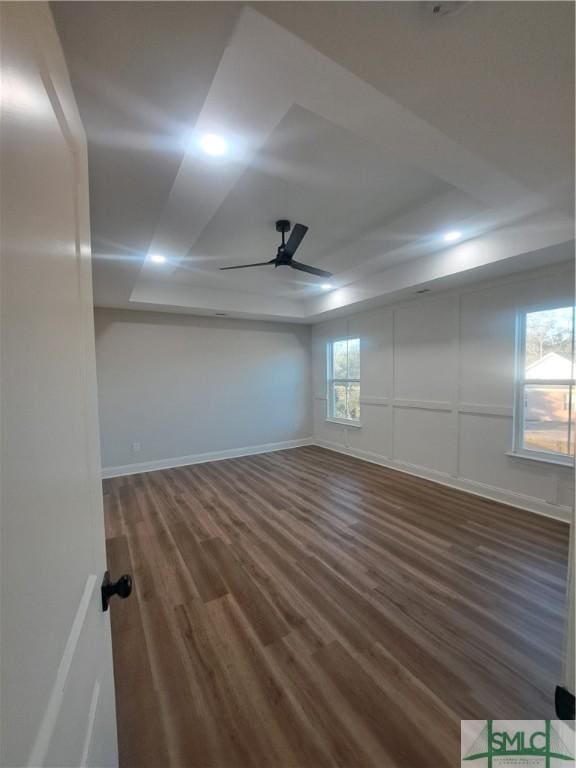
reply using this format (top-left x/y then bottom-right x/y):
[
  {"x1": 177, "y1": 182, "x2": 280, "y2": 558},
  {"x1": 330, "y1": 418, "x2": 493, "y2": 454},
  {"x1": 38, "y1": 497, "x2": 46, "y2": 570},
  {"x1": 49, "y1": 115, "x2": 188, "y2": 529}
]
[
  {"x1": 283, "y1": 223, "x2": 308, "y2": 257},
  {"x1": 220, "y1": 260, "x2": 275, "y2": 271},
  {"x1": 289, "y1": 260, "x2": 332, "y2": 278}
]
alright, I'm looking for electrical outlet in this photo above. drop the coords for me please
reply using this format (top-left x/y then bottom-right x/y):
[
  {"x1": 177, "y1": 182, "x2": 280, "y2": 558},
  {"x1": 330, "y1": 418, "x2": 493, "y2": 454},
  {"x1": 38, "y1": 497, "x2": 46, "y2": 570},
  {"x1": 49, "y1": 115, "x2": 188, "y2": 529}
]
[{"x1": 131, "y1": 442, "x2": 141, "y2": 453}]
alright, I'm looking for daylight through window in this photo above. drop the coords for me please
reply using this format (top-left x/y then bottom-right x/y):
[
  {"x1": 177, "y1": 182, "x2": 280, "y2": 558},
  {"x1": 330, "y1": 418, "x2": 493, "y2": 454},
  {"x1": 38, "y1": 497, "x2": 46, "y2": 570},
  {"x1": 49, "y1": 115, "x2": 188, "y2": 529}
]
[
  {"x1": 515, "y1": 306, "x2": 575, "y2": 461},
  {"x1": 327, "y1": 338, "x2": 360, "y2": 423}
]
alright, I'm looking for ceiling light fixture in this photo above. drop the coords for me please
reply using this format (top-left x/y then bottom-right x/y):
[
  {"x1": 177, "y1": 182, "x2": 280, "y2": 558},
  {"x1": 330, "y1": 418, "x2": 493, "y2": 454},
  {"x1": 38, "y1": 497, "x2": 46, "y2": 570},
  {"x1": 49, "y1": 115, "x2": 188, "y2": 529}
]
[
  {"x1": 321, "y1": 283, "x2": 333, "y2": 291},
  {"x1": 200, "y1": 133, "x2": 228, "y2": 157},
  {"x1": 443, "y1": 230, "x2": 462, "y2": 242},
  {"x1": 149, "y1": 253, "x2": 166, "y2": 264}
]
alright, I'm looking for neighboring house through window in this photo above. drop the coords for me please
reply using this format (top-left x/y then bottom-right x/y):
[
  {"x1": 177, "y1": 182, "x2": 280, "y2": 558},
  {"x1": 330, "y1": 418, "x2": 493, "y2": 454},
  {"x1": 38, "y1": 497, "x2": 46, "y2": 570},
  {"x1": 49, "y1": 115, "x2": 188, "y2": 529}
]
[
  {"x1": 514, "y1": 305, "x2": 575, "y2": 463},
  {"x1": 327, "y1": 338, "x2": 360, "y2": 423}
]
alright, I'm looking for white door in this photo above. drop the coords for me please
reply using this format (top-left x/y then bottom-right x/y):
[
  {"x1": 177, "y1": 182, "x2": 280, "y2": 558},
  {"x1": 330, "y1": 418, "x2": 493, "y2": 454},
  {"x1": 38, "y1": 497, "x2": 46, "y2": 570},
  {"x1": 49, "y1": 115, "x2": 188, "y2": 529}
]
[{"x1": 1, "y1": 3, "x2": 119, "y2": 766}]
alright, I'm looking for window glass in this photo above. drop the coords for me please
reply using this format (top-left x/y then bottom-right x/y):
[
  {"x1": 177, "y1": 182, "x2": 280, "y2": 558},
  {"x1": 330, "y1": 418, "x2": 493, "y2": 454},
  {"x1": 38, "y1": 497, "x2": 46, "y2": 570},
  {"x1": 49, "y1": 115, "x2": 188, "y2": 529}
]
[
  {"x1": 516, "y1": 305, "x2": 575, "y2": 460},
  {"x1": 328, "y1": 338, "x2": 360, "y2": 422},
  {"x1": 333, "y1": 383, "x2": 348, "y2": 420},
  {"x1": 347, "y1": 381, "x2": 360, "y2": 421},
  {"x1": 525, "y1": 307, "x2": 574, "y2": 378},
  {"x1": 347, "y1": 338, "x2": 360, "y2": 379},
  {"x1": 523, "y1": 384, "x2": 573, "y2": 456},
  {"x1": 332, "y1": 340, "x2": 349, "y2": 379}
]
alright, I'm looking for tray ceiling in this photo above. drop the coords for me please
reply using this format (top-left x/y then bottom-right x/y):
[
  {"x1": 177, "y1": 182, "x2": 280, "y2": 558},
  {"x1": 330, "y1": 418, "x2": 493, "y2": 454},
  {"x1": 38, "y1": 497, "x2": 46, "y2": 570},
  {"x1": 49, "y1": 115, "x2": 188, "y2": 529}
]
[{"x1": 52, "y1": 1, "x2": 574, "y2": 322}]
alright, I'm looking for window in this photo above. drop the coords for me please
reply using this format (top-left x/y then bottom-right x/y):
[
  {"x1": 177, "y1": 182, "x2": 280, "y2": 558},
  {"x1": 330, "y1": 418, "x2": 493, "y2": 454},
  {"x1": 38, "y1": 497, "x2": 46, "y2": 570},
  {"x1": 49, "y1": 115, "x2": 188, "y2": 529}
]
[
  {"x1": 327, "y1": 338, "x2": 360, "y2": 423},
  {"x1": 514, "y1": 305, "x2": 575, "y2": 463}
]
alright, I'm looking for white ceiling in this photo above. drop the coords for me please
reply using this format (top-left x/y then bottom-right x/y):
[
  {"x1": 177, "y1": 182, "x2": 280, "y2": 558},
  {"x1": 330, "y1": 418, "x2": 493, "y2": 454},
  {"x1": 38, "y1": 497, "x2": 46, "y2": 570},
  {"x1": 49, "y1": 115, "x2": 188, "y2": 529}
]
[
  {"x1": 171, "y1": 105, "x2": 451, "y2": 298},
  {"x1": 52, "y1": 1, "x2": 574, "y2": 323}
]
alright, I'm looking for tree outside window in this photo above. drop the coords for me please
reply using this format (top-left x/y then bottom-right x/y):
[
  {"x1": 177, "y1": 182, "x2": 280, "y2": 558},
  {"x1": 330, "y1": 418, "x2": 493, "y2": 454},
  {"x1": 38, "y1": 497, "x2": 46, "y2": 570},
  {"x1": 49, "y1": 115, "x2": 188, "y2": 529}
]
[{"x1": 327, "y1": 338, "x2": 360, "y2": 423}]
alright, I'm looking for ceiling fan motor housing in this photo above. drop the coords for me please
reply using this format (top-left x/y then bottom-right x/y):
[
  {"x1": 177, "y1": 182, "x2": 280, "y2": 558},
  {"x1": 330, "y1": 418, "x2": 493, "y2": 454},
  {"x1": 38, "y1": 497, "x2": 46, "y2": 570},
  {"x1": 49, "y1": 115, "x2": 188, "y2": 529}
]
[{"x1": 276, "y1": 219, "x2": 291, "y2": 260}]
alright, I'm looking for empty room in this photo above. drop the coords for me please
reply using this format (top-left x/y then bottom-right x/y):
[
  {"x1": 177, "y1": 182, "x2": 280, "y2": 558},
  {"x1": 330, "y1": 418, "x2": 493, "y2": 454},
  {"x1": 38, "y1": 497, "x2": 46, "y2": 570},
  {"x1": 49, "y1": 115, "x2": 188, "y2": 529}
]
[{"x1": 1, "y1": 2, "x2": 575, "y2": 767}]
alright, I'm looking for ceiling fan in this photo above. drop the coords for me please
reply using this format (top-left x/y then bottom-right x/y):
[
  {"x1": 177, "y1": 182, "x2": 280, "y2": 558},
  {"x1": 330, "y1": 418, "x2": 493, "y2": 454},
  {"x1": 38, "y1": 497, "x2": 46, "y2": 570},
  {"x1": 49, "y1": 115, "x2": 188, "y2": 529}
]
[{"x1": 220, "y1": 220, "x2": 332, "y2": 278}]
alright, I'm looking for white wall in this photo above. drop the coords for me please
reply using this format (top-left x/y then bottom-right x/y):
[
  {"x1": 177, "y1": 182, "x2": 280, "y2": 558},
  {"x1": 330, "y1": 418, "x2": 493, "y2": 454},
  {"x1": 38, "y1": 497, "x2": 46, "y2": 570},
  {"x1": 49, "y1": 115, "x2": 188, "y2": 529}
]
[
  {"x1": 312, "y1": 262, "x2": 575, "y2": 521},
  {"x1": 96, "y1": 263, "x2": 574, "y2": 520},
  {"x1": 95, "y1": 309, "x2": 311, "y2": 474}
]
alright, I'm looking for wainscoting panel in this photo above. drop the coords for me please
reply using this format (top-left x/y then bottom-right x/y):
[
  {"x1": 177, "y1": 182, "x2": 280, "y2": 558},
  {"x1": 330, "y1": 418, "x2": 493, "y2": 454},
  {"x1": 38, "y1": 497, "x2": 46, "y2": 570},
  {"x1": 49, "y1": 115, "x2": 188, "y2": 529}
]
[
  {"x1": 394, "y1": 407, "x2": 455, "y2": 476},
  {"x1": 312, "y1": 264, "x2": 575, "y2": 521}
]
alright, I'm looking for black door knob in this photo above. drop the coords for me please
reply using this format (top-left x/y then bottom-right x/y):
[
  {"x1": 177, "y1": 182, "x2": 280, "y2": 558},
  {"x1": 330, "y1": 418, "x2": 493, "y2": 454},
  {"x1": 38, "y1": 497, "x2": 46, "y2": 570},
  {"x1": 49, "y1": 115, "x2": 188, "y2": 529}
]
[{"x1": 101, "y1": 570, "x2": 133, "y2": 612}]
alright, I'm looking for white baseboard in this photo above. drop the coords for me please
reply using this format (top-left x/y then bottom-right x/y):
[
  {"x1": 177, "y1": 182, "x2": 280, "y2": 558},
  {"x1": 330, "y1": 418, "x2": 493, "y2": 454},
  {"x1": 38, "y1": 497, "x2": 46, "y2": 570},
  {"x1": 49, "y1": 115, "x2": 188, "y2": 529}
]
[
  {"x1": 101, "y1": 437, "x2": 314, "y2": 479},
  {"x1": 313, "y1": 439, "x2": 572, "y2": 523},
  {"x1": 102, "y1": 436, "x2": 572, "y2": 523}
]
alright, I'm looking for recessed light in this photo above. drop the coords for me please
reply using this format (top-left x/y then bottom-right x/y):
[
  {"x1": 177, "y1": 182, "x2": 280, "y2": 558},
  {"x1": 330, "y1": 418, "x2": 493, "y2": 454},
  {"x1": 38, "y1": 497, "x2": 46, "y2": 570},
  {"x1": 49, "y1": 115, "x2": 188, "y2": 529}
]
[
  {"x1": 321, "y1": 283, "x2": 333, "y2": 291},
  {"x1": 200, "y1": 133, "x2": 228, "y2": 157},
  {"x1": 443, "y1": 230, "x2": 462, "y2": 242},
  {"x1": 149, "y1": 253, "x2": 166, "y2": 264}
]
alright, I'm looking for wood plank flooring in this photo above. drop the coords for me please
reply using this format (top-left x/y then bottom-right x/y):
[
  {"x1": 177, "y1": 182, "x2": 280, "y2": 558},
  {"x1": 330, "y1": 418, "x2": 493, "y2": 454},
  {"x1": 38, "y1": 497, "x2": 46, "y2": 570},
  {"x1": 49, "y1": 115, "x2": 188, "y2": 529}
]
[{"x1": 103, "y1": 445, "x2": 570, "y2": 768}]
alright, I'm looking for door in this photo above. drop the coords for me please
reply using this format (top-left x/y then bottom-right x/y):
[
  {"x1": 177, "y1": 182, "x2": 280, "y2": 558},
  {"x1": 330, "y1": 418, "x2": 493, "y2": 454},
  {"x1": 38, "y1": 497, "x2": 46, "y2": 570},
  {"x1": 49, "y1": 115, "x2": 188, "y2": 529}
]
[
  {"x1": 560, "y1": 519, "x2": 575, "y2": 702},
  {"x1": 1, "y1": 3, "x2": 118, "y2": 766}
]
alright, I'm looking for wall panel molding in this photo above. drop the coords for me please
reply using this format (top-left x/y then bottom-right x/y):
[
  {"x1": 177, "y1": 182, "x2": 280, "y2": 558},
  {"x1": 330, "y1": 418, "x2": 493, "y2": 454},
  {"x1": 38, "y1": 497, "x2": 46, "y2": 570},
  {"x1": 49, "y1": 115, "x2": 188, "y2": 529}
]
[
  {"x1": 314, "y1": 439, "x2": 571, "y2": 522},
  {"x1": 312, "y1": 265, "x2": 575, "y2": 521},
  {"x1": 393, "y1": 398, "x2": 452, "y2": 412},
  {"x1": 360, "y1": 395, "x2": 389, "y2": 406},
  {"x1": 459, "y1": 403, "x2": 513, "y2": 417}
]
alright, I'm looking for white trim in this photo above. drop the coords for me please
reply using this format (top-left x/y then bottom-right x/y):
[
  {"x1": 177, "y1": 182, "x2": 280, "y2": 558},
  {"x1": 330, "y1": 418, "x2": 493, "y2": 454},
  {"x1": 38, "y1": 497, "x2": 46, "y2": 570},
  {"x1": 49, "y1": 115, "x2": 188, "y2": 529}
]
[
  {"x1": 390, "y1": 308, "x2": 396, "y2": 460},
  {"x1": 459, "y1": 403, "x2": 513, "y2": 417},
  {"x1": 325, "y1": 399, "x2": 517, "y2": 416},
  {"x1": 101, "y1": 438, "x2": 314, "y2": 479},
  {"x1": 325, "y1": 418, "x2": 362, "y2": 428},
  {"x1": 513, "y1": 306, "x2": 525, "y2": 454},
  {"x1": 506, "y1": 450, "x2": 574, "y2": 468},
  {"x1": 80, "y1": 680, "x2": 100, "y2": 768},
  {"x1": 336, "y1": 398, "x2": 514, "y2": 416},
  {"x1": 561, "y1": 521, "x2": 575, "y2": 692},
  {"x1": 359, "y1": 395, "x2": 389, "y2": 406},
  {"x1": 393, "y1": 398, "x2": 452, "y2": 412},
  {"x1": 28, "y1": 575, "x2": 98, "y2": 767},
  {"x1": 523, "y1": 378, "x2": 575, "y2": 385},
  {"x1": 313, "y1": 439, "x2": 572, "y2": 523},
  {"x1": 451, "y1": 294, "x2": 461, "y2": 479}
]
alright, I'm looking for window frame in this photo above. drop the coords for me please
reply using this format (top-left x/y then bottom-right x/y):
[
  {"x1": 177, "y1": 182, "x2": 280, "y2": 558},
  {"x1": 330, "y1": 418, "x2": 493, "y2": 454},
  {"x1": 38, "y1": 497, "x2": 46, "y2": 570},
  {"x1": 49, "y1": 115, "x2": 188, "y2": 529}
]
[
  {"x1": 326, "y1": 337, "x2": 361, "y2": 426},
  {"x1": 512, "y1": 303, "x2": 575, "y2": 467}
]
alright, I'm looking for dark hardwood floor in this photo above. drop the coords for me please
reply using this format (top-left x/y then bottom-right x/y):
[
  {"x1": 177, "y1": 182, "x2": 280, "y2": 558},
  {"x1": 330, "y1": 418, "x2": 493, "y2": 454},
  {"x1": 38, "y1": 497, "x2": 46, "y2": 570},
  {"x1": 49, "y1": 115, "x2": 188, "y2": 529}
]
[{"x1": 103, "y1": 445, "x2": 570, "y2": 768}]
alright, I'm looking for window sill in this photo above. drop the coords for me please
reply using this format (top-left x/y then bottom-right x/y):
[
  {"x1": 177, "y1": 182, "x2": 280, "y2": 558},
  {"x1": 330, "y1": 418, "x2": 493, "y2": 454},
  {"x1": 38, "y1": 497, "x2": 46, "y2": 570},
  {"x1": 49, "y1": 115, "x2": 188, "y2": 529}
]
[
  {"x1": 326, "y1": 418, "x2": 362, "y2": 429},
  {"x1": 506, "y1": 450, "x2": 574, "y2": 468}
]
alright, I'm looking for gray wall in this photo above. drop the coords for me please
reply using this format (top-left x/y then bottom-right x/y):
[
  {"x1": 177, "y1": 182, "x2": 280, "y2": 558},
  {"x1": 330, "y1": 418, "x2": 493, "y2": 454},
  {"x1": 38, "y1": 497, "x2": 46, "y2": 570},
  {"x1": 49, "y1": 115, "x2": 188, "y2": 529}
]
[
  {"x1": 95, "y1": 262, "x2": 574, "y2": 521},
  {"x1": 311, "y1": 262, "x2": 575, "y2": 520},
  {"x1": 95, "y1": 309, "x2": 311, "y2": 472}
]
